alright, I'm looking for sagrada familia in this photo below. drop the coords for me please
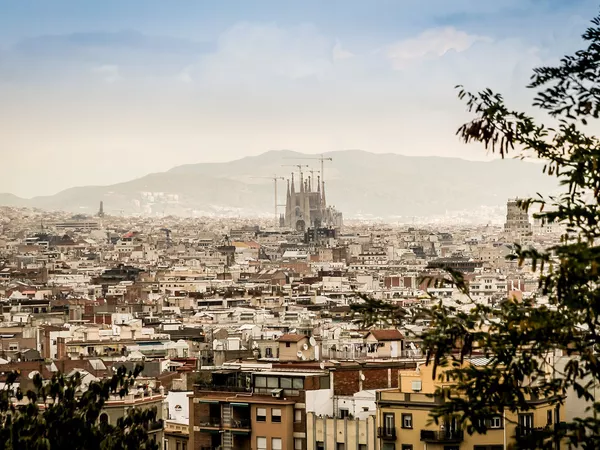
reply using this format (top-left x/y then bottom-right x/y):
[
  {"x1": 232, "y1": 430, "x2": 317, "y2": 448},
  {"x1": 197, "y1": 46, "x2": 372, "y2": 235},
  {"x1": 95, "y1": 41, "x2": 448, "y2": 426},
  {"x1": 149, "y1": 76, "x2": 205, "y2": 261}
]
[{"x1": 280, "y1": 171, "x2": 343, "y2": 231}]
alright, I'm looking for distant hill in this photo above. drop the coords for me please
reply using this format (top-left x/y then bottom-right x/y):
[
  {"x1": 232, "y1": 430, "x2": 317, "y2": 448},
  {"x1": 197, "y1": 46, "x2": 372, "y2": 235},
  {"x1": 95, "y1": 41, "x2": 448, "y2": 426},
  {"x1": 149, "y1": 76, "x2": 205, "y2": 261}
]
[{"x1": 0, "y1": 150, "x2": 559, "y2": 219}]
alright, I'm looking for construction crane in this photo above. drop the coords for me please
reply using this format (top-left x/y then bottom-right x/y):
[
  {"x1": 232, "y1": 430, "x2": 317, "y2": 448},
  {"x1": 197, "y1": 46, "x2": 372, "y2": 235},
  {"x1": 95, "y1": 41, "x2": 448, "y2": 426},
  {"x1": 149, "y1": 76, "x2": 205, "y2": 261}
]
[
  {"x1": 283, "y1": 155, "x2": 332, "y2": 191},
  {"x1": 281, "y1": 164, "x2": 309, "y2": 184},
  {"x1": 251, "y1": 175, "x2": 284, "y2": 222}
]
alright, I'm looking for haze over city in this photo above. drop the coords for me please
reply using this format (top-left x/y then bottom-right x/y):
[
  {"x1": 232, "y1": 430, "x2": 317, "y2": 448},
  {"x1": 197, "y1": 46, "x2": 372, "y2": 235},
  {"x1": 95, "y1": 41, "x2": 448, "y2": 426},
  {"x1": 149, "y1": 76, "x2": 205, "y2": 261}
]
[{"x1": 1, "y1": 0, "x2": 598, "y2": 198}]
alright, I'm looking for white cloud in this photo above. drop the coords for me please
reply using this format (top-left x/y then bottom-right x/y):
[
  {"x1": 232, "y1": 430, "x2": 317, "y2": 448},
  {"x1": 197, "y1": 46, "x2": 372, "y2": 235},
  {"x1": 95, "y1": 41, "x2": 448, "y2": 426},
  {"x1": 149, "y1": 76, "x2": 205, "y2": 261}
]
[
  {"x1": 177, "y1": 67, "x2": 193, "y2": 83},
  {"x1": 386, "y1": 27, "x2": 491, "y2": 70},
  {"x1": 332, "y1": 40, "x2": 354, "y2": 61},
  {"x1": 193, "y1": 23, "x2": 336, "y2": 85},
  {"x1": 91, "y1": 64, "x2": 120, "y2": 83}
]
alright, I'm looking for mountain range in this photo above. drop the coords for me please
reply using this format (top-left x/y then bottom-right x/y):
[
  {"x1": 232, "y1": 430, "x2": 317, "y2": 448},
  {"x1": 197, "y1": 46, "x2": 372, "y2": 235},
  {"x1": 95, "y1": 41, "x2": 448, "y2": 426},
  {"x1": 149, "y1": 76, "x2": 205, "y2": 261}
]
[{"x1": 0, "y1": 150, "x2": 559, "y2": 219}]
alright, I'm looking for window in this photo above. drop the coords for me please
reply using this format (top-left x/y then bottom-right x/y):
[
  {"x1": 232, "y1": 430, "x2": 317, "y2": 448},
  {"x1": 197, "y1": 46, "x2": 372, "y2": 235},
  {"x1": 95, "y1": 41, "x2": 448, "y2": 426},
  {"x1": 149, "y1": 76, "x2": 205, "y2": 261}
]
[
  {"x1": 176, "y1": 443, "x2": 180, "y2": 450},
  {"x1": 280, "y1": 377, "x2": 292, "y2": 388},
  {"x1": 255, "y1": 376, "x2": 266, "y2": 387},
  {"x1": 267, "y1": 377, "x2": 279, "y2": 388},
  {"x1": 286, "y1": 342, "x2": 291, "y2": 347},
  {"x1": 518, "y1": 413, "x2": 534, "y2": 434},
  {"x1": 490, "y1": 415, "x2": 503, "y2": 429},
  {"x1": 319, "y1": 376, "x2": 330, "y2": 389},
  {"x1": 402, "y1": 413, "x2": 413, "y2": 429},
  {"x1": 384, "y1": 413, "x2": 395, "y2": 434},
  {"x1": 182, "y1": 444, "x2": 186, "y2": 450},
  {"x1": 294, "y1": 409, "x2": 302, "y2": 423},
  {"x1": 272, "y1": 408, "x2": 282, "y2": 423},
  {"x1": 294, "y1": 438, "x2": 303, "y2": 450},
  {"x1": 336, "y1": 444, "x2": 345, "y2": 450},
  {"x1": 359, "y1": 445, "x2": 367, "y2": 450},
  {"x1": 316, "y1": 442, "x2": 325, "y2": 450},
  {"x1": 402, "y1": 445, "x2": 413, "y2": 450},
  {"x1": 257, "y1": 437, "x2": 267, "y2": 450},
  {"x1": 293, "y1": 378, "x2": 304, "y2": 389},
  {"x1": 547, "y1": 410, "x2": 553, "y2": 426},
  {"x1": 339, "y1": 409, "x2": 349, "y2": 419},
  {"x1": 272, "y1": 438, "x2": 282, "y2": 450},
  {"x1": 256, "y1": 407, "x2": 266, "y2": 422},
  {"x1": 382, "y1": 444, "x2": 395, "y2": 450}
]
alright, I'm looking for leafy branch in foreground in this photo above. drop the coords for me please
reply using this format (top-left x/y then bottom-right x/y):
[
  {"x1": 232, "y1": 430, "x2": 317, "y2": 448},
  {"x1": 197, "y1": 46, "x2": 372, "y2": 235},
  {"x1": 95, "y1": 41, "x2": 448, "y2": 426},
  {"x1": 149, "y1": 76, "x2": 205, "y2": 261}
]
[
  {"x1": 0, "y1": 365, "x2": 159, "y2": 450},
  {"x1": 355, "y1": 11, "x2": 600, "y2": 450}
]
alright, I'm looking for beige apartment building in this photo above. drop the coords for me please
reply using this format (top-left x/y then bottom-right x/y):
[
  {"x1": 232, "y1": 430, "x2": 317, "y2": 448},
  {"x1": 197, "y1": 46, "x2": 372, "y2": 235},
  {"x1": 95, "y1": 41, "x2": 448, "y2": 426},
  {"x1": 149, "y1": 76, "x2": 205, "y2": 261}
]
[
  {"x1": 377, "y1": 362, "x2": 564, "y2": 450},
  {"x1": 278, "y1": 334, "x2": 317, "y2": 362},
  {"x1": 307, "y1": 412, "x2": 377, "y2": 450}
]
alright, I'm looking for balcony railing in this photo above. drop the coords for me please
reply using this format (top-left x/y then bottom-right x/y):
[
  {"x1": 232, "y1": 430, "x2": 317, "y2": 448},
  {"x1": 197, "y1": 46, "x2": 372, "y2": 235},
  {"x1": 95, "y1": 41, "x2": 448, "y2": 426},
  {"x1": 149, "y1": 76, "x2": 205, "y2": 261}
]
[
  {"x1": 228, "y1": 418, "x2": 251, "y2": 429},
  {"x1": 198, "y1": 417, "x2": 252, "y2": 430},
  {"x1": 195, "y1": 384, "x2": 251, "y2": 393},
  {"x1": 377, "y1": 427, "x2": 397, "y2": 440},
  {"x1": 148, "y1": 419, "x2": 164, "y2": 431},
  {"x1": 420, "y1": 429, "x2": 464, "y2": 443},
  {"x1": 198, "y1": 416, "x2": 221, "y2": 428}
]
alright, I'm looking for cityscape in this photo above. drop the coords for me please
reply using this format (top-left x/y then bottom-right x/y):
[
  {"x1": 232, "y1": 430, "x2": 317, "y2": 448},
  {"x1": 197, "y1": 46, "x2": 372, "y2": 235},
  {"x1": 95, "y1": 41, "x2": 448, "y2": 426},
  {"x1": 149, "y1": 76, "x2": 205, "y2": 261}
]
[
  {"x1": 0, "y1": 188, "x2": 568, "y2": 450},
  {"x1": 2, "y1": 1, "x2": 600, "y2": 450}
]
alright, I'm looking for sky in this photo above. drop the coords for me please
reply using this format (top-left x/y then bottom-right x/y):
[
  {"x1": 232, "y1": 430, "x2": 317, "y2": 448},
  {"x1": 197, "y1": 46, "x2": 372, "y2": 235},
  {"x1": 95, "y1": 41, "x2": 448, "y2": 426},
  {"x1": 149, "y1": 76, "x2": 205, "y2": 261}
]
[{"x1": 0, "y1": 0, "x2": 598, "y2": 197}]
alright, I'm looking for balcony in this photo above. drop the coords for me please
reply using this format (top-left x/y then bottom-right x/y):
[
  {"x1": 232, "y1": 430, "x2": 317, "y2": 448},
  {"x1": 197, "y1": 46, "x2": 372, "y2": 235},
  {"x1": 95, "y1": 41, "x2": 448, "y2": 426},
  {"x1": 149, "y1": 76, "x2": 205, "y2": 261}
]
[
  {"x1": 377, "y1": 427, "x2": 397, "y2": 440},
  {"x1": 148, "y1": 419, "x2": 164, "y2": 432},
  {"x1": 228, "y1": 418, "x2": 251, "y2": 430},
  {"x1": 420, "y1": 429, "x2": 464, "y2": 443},
  {"x1": 198, "y1": 416, "x2": 221, "y2": 428},
  {"x1": 195, "y1": 384, "x2": 251, "y2": 393},
  {"x1": 515, "y1": 425, "x2": 554, "y2": 447}
]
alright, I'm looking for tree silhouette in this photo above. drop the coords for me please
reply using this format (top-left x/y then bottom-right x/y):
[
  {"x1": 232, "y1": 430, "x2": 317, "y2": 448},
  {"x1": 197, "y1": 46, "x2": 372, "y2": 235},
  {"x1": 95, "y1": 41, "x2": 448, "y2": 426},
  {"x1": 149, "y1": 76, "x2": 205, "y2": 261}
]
[
  {"x1": 0, "y1": 365, "x2": 160, "y2": 450},
  {"x1": 353, "y1": 12, "x2": 600, "y2": 450}
]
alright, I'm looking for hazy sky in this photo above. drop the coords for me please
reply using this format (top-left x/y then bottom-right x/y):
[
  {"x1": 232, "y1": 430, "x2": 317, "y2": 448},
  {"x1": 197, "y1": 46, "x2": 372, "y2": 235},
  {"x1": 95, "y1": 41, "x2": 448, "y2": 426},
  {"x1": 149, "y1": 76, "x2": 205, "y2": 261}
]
[{"x1": 0, "y1": 0, "x2": 597, "y2": 197}]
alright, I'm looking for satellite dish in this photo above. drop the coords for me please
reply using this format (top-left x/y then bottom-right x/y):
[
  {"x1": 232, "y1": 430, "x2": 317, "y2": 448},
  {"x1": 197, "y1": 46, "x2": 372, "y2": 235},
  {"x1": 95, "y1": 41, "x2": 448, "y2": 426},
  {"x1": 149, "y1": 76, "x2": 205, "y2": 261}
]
[
  {"x1": 28, "y1": 370, "x2": 40, "y2": 379},
  {"x1": 301, "y1": 354, "x2": 307, "y2": 361},
  {"x1": 296, "y1": 350, "x2": 303, "y2": 358},
  {"x1": 309, "y1": 337, "x2": 317, "y2": 346},
  {"x1": 360, "y1": 373, "x2": 366, "y2": 381},
  {"x1": 303, "y1": 343, "x2": 309, "y2": 351},
  {"x1": 319, "y1": 362, "x2": 325, "y2": 370}
]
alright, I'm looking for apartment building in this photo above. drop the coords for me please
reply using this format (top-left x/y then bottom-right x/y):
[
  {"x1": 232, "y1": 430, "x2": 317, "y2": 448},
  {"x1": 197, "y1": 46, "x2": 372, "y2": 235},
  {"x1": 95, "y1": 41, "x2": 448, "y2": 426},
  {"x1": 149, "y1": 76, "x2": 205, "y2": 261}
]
[
  {"x1": 376, "y1": 361, "x2": 564, "y2": 450},
  {"x1": 190, "y1": 366, "x2": 333, "y2": 450},
  {"x1": 307, "y1": 412, "x2": 377, "y2": 450}
]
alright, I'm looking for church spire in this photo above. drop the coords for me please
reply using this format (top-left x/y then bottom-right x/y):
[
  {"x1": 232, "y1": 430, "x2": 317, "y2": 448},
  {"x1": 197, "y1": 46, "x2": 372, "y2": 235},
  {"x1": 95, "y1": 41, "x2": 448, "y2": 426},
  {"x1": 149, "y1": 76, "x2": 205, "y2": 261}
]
[
  {"x1": 290, "y1": 173, "x2": 295, "y2": 194},
  {"x1": 300, "y1": 170, "x2": 304, "y2": 193},
  {"x1": 308, "y1": 176, "x2": 312, "y2": 192},
  {"x1": 321, "y1": 180, "x2": 327, "y2": 209},
  {"x1": 317, "y1": 176, "x2": 321, "y2": 193}
]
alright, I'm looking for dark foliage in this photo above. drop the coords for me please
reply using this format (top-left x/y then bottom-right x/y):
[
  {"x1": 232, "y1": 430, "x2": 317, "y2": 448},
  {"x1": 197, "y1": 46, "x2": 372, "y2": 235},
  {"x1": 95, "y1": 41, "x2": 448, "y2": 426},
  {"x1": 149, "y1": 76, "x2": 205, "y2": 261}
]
[
  {"x1": 353, "y1": 12, "x2": 600, "y2": 450},
  {"x1": 0, "y1": 365, "x2": 159, "y2": 450}
]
